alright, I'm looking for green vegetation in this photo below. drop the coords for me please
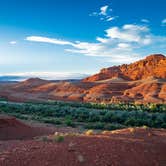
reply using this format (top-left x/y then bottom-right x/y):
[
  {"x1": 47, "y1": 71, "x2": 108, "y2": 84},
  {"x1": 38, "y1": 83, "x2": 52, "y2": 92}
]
[
  {"x1": 0, "y1": 97, "x2": 7, "y2": 101},
  {"x1": 0, "y1": 100, "x2": 166, "y2": 130},
  {"x1": 64, "y1": 117, "x2": 76, "y2": 127},
  {"x1": 37, "y1": 135, "x2": 64, "y2": 143},
  {"x1": 28, "y1": 100, "x2": 166, "y2": 113},
  {"x1": 53, "y1": 135, "x2": 64, "y2": 143}
]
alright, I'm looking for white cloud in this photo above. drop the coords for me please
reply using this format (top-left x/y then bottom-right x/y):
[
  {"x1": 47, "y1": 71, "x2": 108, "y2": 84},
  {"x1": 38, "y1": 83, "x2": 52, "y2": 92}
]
[
  {"x1": 117, "y1": 43, "x2": 131, "y2": 49},
  {"x1": 106, "y1": 16, "x2": 116, "y2": 22},
  {"x1": 105, "y1": 24, "x2": 151, "y2": 44},
  {"x1": 96, "y1": 37, "x2": 108, "y2": 43},
  {"x1": 106, "y1": 27, "x2": 137, "y2": 41},
  {"x1": 103, "y1": 54, "x2": 140, "y2": 63},
  {"x1": 89, "y1": 12, "x2": 98, "y2": 16},
  {"x1": 90, "y1": 4, "x2": 117, "y2": 22},
  {"x1": 100, "y1": 5, "x2": 108, "y2": 15},
  {"x1": 123, "y1": 24, "x2": 149, "y2": 31},
  {"x1": 72, "y1": 42, "x2": 102, "y2": 52},
  {"x1": 141, "y1": 19, "x2": 150, "y2": 23},
  {"x1": 9, "y1": 41, "x2": 17, "y2": 45},
  {"x1": 26, "y1": 24, "x2": 166, "y2": 64},
  {"x1": 161, "y1": 18, "x2": 166, "y2": 25},
  {"x1": 26, "y1": 36, "x2": 73, "y2": 45}
]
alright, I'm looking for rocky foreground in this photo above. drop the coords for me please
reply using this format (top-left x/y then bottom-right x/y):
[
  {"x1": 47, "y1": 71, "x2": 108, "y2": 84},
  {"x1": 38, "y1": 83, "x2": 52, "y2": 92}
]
[{"x1": 0, "y1": 116, "x2": 166, "y2": 166}]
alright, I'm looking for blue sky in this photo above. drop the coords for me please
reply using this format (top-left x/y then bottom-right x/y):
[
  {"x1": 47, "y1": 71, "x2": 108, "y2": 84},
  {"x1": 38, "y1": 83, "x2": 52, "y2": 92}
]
[{"x1": 0, "y1": 0, "x2": 166, "y2": 79}]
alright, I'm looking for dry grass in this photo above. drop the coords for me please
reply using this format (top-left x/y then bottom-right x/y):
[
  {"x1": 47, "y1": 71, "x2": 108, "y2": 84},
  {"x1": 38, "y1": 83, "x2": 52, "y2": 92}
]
[
  {"x1": 102, "y1": 130, "x2": 111, "y2": 134},
  {"x1": 129, "y1": 128, "x2": 136, "y2": 133},
  {"x1": 85, "y1": 130, "x2": 94, "y2": 136}
]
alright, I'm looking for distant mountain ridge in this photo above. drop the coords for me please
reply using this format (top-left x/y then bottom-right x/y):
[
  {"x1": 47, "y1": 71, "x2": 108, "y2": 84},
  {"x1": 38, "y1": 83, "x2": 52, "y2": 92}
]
[
  {"x1": 83, "y1": 54, "x2": 166, "y2": 82},
  {"x1": 0, "y1": 54, "x2": 165, "y2": 104}
]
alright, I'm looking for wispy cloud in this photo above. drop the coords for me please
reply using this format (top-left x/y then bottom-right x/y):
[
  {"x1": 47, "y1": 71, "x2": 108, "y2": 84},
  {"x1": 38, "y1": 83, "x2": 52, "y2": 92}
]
[
  {"x1": 141, "y1": 19, "x2": 150, "y2": 23},
  {"x1": 106, "y1": 16, "x2": 117, "y2": 22},
  {"x1": 161, "y1": 18, "x2": 166, "y2": 26},
  {"x1": 26, "y1": 24, "x2": 166, "y2": 64},
  {"x1": 89, "y1": 4, "x2": 117, "y2": 22},
  {"x1": 26, "y1": 36, "x2": 73, "y2": 45},
  {"x1": 9, "y1": 41, "x2": 17, "y2": 45},
  {"x1": 100, "y1": 5, "x2": 109, "y2": 15}
]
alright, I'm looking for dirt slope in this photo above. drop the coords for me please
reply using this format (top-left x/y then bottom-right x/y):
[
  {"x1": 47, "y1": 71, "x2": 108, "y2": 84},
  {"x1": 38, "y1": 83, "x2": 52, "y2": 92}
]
[{"x1": 0, "y1": 116, "x2": 54, "y2": 140}]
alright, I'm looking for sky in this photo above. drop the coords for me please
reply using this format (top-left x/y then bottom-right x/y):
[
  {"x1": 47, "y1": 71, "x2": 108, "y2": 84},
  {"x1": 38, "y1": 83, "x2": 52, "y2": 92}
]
[{"x1": 0, "y1": 0, "x2": 166, "y2": 80}]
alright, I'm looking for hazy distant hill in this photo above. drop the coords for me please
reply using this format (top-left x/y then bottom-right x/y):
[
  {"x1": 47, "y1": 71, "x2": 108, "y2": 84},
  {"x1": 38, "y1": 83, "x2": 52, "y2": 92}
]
[{"x1": 0, "y1": 76, "x2": 25, "y2": 82}]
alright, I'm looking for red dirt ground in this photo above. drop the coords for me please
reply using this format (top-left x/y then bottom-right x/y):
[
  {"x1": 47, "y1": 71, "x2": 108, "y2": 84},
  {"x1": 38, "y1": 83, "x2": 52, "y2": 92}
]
[
  {"x1": 0, "y1": 115, "x2": 56, "y2": 140},
  {"x1": 0, "y1": 116, "x2": 166, "y2": 166}
]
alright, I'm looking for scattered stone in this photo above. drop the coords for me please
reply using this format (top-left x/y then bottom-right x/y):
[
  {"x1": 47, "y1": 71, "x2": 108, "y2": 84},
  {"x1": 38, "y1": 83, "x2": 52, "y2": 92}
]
[
  {"x1": 77, "y1": 154, "x2": 85, "y2": 163},
  {"x1": 68, "y1": 142, "x2": 76, "y2": 152}
]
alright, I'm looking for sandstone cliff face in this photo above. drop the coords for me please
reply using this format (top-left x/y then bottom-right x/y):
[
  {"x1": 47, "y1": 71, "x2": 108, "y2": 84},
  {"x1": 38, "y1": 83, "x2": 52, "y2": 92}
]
[
  {"x1": 83, "y1": 54, "x2": 166, "y2": 82},
  {"x1": 123, "y1": 81, "x2": 166, "y2": 103}
]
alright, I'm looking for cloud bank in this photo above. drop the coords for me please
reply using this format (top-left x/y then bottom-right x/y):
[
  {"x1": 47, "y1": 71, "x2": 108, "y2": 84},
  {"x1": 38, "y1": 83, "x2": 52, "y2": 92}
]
[
  {"x1": 26, "y1": 23, "x2": 166, "y2": 63},
  {"x1": 0, "y1": 72, "x2": 90, "y2": 81}
]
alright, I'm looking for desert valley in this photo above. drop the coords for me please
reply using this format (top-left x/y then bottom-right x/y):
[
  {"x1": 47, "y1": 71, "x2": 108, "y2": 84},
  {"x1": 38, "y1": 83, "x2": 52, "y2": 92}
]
[
  {"x1": 1, "y1": 0, "x2": 166, "y2": 165},
  {"x1": 0, "y1": 54, "x2": 166, "y2": 166}
]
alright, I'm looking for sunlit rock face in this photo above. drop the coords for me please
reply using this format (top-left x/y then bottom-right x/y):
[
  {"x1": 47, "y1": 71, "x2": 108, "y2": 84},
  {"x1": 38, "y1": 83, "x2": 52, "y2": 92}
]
[{"x1": 83, "y1": 54, "x2": 166, "y2": 82}]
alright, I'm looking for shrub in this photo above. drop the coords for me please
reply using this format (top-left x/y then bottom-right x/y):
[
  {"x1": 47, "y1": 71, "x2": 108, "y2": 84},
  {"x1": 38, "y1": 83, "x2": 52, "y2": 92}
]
[
  {"x1": 64, "y1": 118, "x2": 75, "y2": 127},
  {"x1": 53, "y1": 135, "x2": 64, "y2": 143},
  {"x1": 149, "y1": 103, "x2": 158, "y2": 112},
  {"x1": 43, "y1": 118, "x2": 62, "y2": 125},
  {"x1": 85, "y1": 122, "x2": 104, "y2": 130},
  {"x1": 142, "y1": 125, "x2": 148, "y2": 129},
  {"x1": 85, "y1": 130, "x2": 94, "y2": 136},
  {"x1": 104, "y1": 123, "x2": 124, "y2": 130},
  {"x1": 161, "y1": 123, "x2": 166, "y2": 128},
  {"x1": 39, "y1": 136, "x2": 50, "y2": 142},
  {"x1": 124, "y1": 118, "x2": 137, "y2": 126}
]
